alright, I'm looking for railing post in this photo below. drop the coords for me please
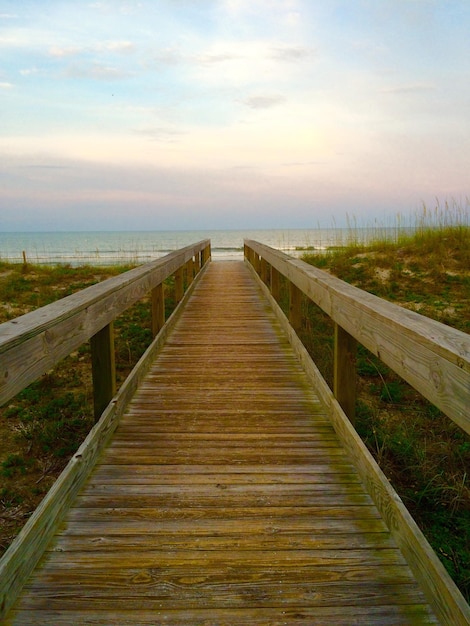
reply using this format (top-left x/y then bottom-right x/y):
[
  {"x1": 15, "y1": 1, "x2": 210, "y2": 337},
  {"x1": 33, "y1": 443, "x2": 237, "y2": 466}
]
[
  {"x1": 289, "y1": 281, "x2": 303, "y2": 333},
  {"x1": 334, "y1": 323, "x2": 357, "y2": 424},
  {"x1": 260, "y1": 257, "x2": 269, "y2": 285},
  {"x1": 175, "y1": 266, "x2": 184, "y2": 304},
  {"x1": 90, "y1": 322, "x2": 116, "y2": 420},
  {"x1": 151, "y1": 282, "x2": 165, "y2": 337},
  {"x1": 194, "y1": 253, "x2": 201, "y2": 273},
  {"x1": 271, "y1": 266, "x2": 280, "y2": 301},
  {"x1": 186, "y1": 258, "x2": 194, "y2": 286},
  {"x1": 254, "y1": 253, "x2": 261, "y2": 275},
  {"x1": 202, "y1": 243, "x2": 211, "y2": 265}
]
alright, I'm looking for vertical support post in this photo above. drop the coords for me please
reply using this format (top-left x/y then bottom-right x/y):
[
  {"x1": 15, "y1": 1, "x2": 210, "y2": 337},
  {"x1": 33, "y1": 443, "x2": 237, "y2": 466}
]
[
  {"x1": 194, "y1": 253, "x2": 201, "y2": 273},
  {"x1": 151, "y1": 282, "x2": 165, "y2": 337},
  {"x1": 260, "y1": 258, "x2": 269, "y2": 285},
  {"x1": 175, "y1": 266, "x2": 184, "y2": 304},
  {"x1": 334, "y1": 323, "x2": 357, "y2": 424},
  {"x1": 289, "y1": 281, "x2": 303, "y2": 333},
  {"x1": 271, "y1": 266, "x2": 280, "y2": 301},
  {"x1": 90, "y1": 322, "x2": 116, "y2": 420},
  {"x1": 186, "y1": 258, "x2": 194, "y2": 286}
]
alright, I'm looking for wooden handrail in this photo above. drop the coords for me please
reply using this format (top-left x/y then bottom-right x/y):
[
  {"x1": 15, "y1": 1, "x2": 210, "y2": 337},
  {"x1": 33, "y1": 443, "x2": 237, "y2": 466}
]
[
  {"x1": 244, "y1": 239, "x2": 470, "y2": 626},
  {"x1": 0, "y1": 240, "x2": 211, "y2": 414},
  {"x1": 244, "y1": 240, "x2": 470, "y2": 436}
]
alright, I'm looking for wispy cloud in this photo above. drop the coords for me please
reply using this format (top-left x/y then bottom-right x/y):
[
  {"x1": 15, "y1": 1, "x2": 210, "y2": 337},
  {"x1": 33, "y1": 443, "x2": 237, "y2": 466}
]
[
  {"x1": 242, "y1": 95, "x2": 286, "y2": 109},
  {"x1": 133, "y1": 127, "x2": 186, "y2": 142},
  {"x1": 380, "y1": 83, "x2": 436, "y2": 94},
  {"x1": 270, "y1": 45, "x2": 313, "y2": 61},
  {"x1": 49, "y1": 40, "x2": 135, "y2": 58},
  {"x1": 0, "y1": 81, "x2": 13, "y2": 89},
  {"x1": 102, "y1": 40, "x2": 135, "y2": 54},
  {"x1": 64, "y1": 62, "x2": 133, "y2": 80},
  {"x1": 49, "y1": 45, "x2": 85, "y2": 58}
]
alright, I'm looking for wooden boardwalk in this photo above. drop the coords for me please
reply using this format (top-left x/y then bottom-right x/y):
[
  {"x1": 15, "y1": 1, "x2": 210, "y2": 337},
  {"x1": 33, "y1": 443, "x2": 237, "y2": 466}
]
[{"x1": 7, "y1": 261, "x2": 439, "y2": 625}]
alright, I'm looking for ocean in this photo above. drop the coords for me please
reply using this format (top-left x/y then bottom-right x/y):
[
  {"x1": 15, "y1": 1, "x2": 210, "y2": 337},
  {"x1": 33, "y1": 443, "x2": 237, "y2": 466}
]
[{"x1": 0, "y1": 228, "x2": 408, "y2": 266}]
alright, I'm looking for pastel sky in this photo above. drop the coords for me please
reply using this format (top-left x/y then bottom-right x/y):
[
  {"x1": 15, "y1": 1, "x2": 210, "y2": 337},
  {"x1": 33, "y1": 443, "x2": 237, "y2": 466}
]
[{"x1": 1, "y1": 0, "x2": 469, "y2": 231}]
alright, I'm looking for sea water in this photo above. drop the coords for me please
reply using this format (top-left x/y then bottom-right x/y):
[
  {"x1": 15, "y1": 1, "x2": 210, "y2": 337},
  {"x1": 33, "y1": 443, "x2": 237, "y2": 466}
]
[{"x1": 0, "y1": 228, "x2": 408, "y2": 266}]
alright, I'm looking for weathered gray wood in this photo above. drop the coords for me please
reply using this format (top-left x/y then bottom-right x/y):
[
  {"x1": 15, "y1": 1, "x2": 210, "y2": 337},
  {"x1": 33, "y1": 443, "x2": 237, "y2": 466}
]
[
  {"x1": 151, "y1": 282, "x2": 165, "y2": 337},
  {"x1": 289, "y1": 280, "x2": 303, "y2": 333},
  {"x1": 174, "y1": 266, "x2": 184, "y2": 303},
  {"x1": 0, "y1": 240, "x2": 210, "y2": 406},
  {"x1": 90, "y1": 322, "x2": 116, "y2": 419},
  {"x1": 334, "y1": 323, "x2": 357, "y2": 424},
  {"x1": 7, "y1": 606, "x2": 439, "y2": 626},
  {"x1": 185, "y1": 258, "x2": 194, "y2": 287},
  {"x1": 260, "y1": 257, "x2": 269, "y2": 284},
  {"x1": 271, "y1": 265, "x2": 281, "y2": 301},
  {"x1": 247, "y1": 259, "x2": 470, "y2": 626},
  {"x1": 0, "y1": 256, "x2": 210, "y2": 621},
  {"x1": 245, "y1": 240, "x2": 470, "y2": 436}
]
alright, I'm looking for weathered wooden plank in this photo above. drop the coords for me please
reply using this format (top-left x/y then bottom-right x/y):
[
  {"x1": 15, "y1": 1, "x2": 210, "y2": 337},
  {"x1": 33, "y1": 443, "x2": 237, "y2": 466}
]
[
  {"x1": 8, "y1": 605, "x2": 437, "y2": 626},
  {"x1": 65, "y1": 504, "x2": 384, "y2": 523},
  {"x1": 7, "y1": 605, "x2": 439, "y2": 626},
  {"x1": 50, "y1": 531, "x2": 395, "y2": 552}
]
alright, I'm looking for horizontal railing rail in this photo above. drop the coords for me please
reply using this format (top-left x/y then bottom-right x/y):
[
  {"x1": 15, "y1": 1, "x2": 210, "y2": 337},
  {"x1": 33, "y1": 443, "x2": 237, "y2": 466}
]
[
  {"x1": 244, "y1": 240, "x2": 469, "y2": 435},
  {"x1": 244, "y1": 239, "x2": 470, "y2": 626},
  {"x1": 0, "y1": 239, "x2": 211, "y2": 416},
  {"x1": 0, "y1": 240, "x2": 211, "y2": 619}
]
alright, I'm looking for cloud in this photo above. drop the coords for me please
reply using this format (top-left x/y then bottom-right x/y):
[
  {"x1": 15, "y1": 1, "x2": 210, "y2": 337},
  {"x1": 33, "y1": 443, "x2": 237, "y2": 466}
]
[
  {"x1": 102, "y1": 40, "x2": 135, "y2": 54},
  {"x1": 380, "y1": 83, "x2": 436, "y2": 94},
  {"x1": 242, "y1": 94, "x2": 286, "y2": 109},
  {"x1": 0, "y1": 81, "x2": 13, "y2": 89},
  {"x1": 64, "y1": 62, "x2": 133, "y2": 80},
  {"x1": 20, "y1": 67, "x2": 40, "y2": 76},
  {"x1": 189, "y1": 40, "x2": 310, "y2": 88},
  {"x1": 133, "y1": 127, "x2": 186, "y2": 142},
  {"x1": 49, "y1": 45, "x2": 85, "y2": 58},
  {"x1": 270, "y1": 45, "x2": 313, "y2": 61},
  {"x1": 49, "y1": 40, "x2": 135, "y2": 59}
]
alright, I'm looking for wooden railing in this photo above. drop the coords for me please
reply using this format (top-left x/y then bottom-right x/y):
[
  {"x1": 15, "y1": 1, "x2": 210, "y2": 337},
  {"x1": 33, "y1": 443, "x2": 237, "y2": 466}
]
[
  {"x1": 0, "y1": 240, "x2": 211, "y2": 416},
  {"x1": 0, "y1": 240, "x2": 211, "y2": 618},
  {"x1": 244, "y1": 239, "x2": 470, "y2": 626},
  {"x1": 244, "y1": 240, "x2": 469, "y2": 434}
]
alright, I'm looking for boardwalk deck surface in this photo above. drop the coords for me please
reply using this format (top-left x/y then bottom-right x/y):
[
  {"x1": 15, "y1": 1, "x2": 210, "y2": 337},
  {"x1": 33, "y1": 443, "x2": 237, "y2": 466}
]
[{"x1": 8, "y1": 261, "x2": 438, "y2": 624}]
